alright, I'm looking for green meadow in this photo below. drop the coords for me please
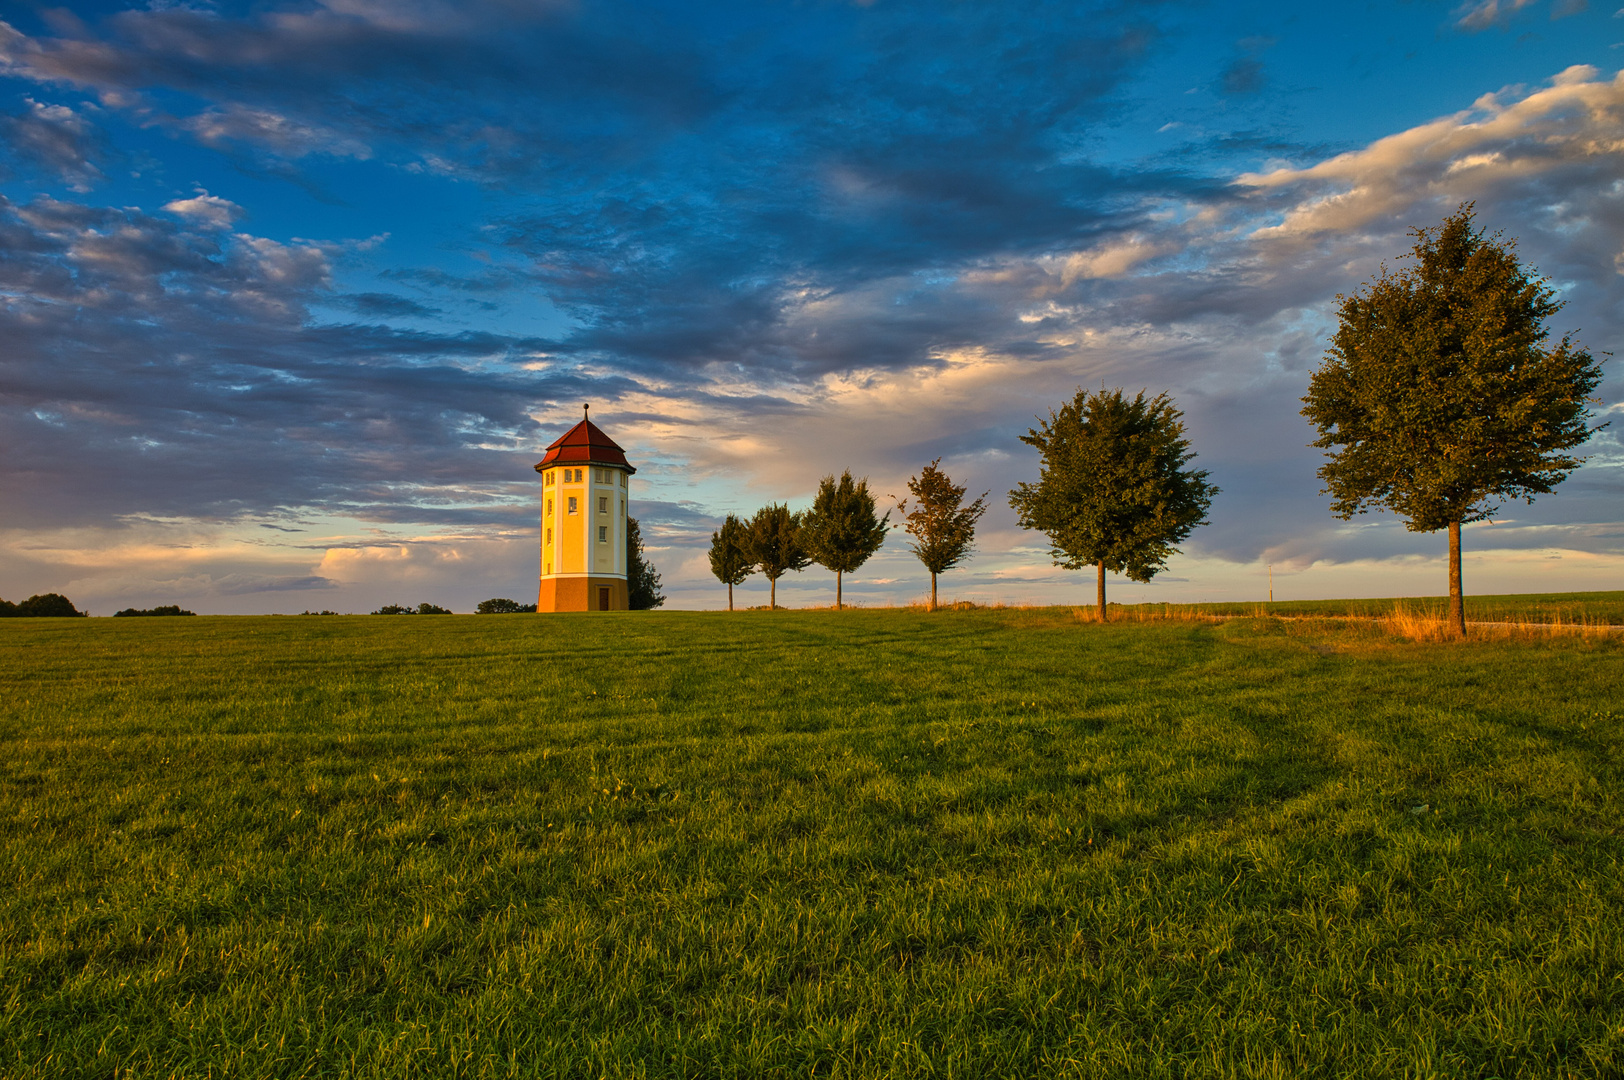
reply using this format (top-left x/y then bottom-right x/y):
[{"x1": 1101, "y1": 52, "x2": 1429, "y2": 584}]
[{"x1": 2, "y1": 608, "x2": 1621, "y2": 1079}]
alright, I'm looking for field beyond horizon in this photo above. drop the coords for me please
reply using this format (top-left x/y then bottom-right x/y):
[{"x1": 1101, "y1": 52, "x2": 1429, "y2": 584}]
[{"x1": 3, "y1": 607, "x2": 1621, "y2": 1078}]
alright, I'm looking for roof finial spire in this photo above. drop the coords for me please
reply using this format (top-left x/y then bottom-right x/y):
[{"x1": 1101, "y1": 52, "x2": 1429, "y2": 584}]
[{"x1": 583, "y1": 403, "x2": 590, "y2": 422}]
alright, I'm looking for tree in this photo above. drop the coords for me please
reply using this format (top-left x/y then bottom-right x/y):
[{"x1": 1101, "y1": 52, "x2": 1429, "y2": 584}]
[
  {"x1": 1010, "y1": 388, "x2": 1217, "y2": 622},
  {"x1": 746, "y1": 504, "x2": 810, "y2": 609},
  {"x1": 1302, "y1": 205, "x2": 1605, "y2": 636},
  {"x1": 898, "y1": 459, "x2": 988, "y2": 612},
  {"x1": 476, "y1": 598, "x2": 536, "y2": 613},
  {"x1": 627, "y1": 517, "x2": 665, "y2": 609},
  {"x1": 11, "y1": 593, "x2": 87, "y2": 617},
  {"x1": 707, "y1": 514, "x2": 755, "y2": 611},
  {"x1": 801, "y1": 470, "x2": 890, "y2": 609},
  {"x1": 113, "y1": 606, "x2": 196, "y2": 617}
]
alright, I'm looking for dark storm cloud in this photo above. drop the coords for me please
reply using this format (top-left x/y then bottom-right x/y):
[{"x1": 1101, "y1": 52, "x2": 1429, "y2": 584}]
[
  {"x1": 1, "y1": 1, "x2": 1193, "y2": 382},
  {"x1": 1, "y1": 1, "x2": 723, "y2": 176},
  {"x1": 0, "y1": 96, "x2": 112, "y2": 190},
  {"x1": 340, "y1": 292, "x2": 442, "y2": 318},
  {"x1": 0, "y1": 193, "x2": 629, "y2": 529}
]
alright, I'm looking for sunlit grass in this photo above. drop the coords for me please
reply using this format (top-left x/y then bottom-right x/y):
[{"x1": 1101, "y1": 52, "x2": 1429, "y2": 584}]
[
  {"x1": 2, "y1": 610, "x2": 1621, "y2": 1078},
  {"x1": 1125, "y1": 590, "x2": 1624, "y2": 625}
]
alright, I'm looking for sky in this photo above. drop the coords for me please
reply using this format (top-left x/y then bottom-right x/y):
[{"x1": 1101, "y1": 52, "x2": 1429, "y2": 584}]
[{"x1": 1, "y1": 0, "x2": 1621, "y2": 614}]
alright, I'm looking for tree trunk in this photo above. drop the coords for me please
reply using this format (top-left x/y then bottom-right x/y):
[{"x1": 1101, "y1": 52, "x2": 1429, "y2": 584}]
[
  {"x1": 1448, "y1": 520, "x2": 1465, "y2": 637},
  {"x1": 728, "y1": 582, "x2": 733, "y2": 612},
  {"x1": 930, "y1": 572, "x2": 937, "y2": 613},
  {"x1": 770, "y1": 576, "x2": 777, "y2": 610},
  {"x1": 836, "y1": 570, "x2": 842, "y2": 611},
  {"x1": 1097, "y1": 562, "x2": 1107, "y2": 623}
]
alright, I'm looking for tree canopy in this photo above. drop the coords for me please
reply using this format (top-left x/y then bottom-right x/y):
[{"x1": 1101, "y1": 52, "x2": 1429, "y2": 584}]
[
  {"x1": 627, "y1": 517, "x2": 665, "y2": 610},
  {"x1": 899, "y1": 459, "x2": 987, "y2": 611},
  {"x1": 476, "y1": 598, "x2": 536, "y2": 614},
  {"x1": 746, "y1": 504, "x2": 810, "y2": 610},
  {"x1": 707, "y1": 514, "x2": 755, "y2": 611},
  {"x1": 0, "y1": 593, "x2": 87, "y2": 617},
  {"x1": 1301, "y1": 204, "x2": 1604, "y2": 635},
  {"x1": 1009, "y1": 387, "x2": 1216, "y2": 621},
  {"x1": 801, "y1": 470, "x2": 889, "y2": 609}
]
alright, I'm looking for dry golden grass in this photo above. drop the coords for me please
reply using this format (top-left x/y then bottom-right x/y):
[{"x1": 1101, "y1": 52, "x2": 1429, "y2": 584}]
[{"x1": 1381, "y1": 602, "x2": 1623, "y2": 643}]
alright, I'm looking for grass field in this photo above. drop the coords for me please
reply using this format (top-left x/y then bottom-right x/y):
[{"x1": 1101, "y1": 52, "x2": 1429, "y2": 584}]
[{"x1": 3, "y1": 608, "x2": 1622, "y2": 1078}]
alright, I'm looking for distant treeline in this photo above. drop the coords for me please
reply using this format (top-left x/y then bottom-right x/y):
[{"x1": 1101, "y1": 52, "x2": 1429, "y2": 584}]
[
  {"x1": 0, "y1": 593, "x2": 88, "y2": 617},
  {"x1": 114, "y1": 605, "x2": 196, "y2": 617}
]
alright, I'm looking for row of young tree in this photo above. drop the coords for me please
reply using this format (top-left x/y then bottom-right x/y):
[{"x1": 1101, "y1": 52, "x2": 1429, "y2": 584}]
[
  {"x1": 707, "y1": 395, "x2": 1215, "y2": 618},
  {"x1": 706, "y1": 206, "x2": 1607, "y2": 633},
  {"x1": 707, "y1": 467, "x2": 986, "y2": 612}
]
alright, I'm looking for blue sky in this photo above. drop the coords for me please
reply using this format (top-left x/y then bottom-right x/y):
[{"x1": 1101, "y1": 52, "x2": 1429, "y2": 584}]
[{"x1": 1, "y1": 0, "x2": 1620, "y2": 612}]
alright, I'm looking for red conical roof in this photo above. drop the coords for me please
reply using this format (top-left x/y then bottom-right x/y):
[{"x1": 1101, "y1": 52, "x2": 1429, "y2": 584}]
[{"x1": 534, "y1": 413, "x2": 635, "y2": 473}]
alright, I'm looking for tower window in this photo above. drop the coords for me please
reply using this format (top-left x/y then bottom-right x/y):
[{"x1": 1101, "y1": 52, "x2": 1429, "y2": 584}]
[
  {"x1": 546, "y1": 528, "x2": 552, "y2": 544},
  {"x1": 598, "y1": 525, "x2": 608, "y2": 542},
  {"x1": 547, "y1": 499, "x2": 553, "y2": 516},
  {"x1": 568, "y1": 497, "x2": 578, "y2": 515},
  {"x1": 598, "y1": 496, "x2": 608, "y2": 513},
  {"x1": 620, "y1": 472, "x2": 626, "y2": 487}
]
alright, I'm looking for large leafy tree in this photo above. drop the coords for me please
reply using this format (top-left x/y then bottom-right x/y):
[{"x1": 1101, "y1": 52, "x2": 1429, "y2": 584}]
[
  {"x1": 627, "y1": 517, "x2": 665, "y2": 610},
  {"x1": 746, "y1": 504, "x2": 810, "y2": 610},
  {"x1": 1010, "y1": 387, "x2": 1217, "y2": 622},
  {"x1": 1302, "y1": 205, "x2": 1604, "y2": 636},
  {"x1": 707, "y1": 514, "x2": 755, "y2": 611},
  {"x1": 898, "y1": 459, "x2": 988, "y2": 612},
  {"x1": 801, "y1": 470, "x2": 889, "y2": 610}
]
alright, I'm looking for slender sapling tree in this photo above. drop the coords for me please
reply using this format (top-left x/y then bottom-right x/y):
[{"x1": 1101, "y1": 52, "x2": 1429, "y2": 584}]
[
  {"x1": 707, "y1": 514, "x2": 755, "y2": 611},
  {"x1": 898, "y1": 459, "x2": 987, "y2": 612},
  {"x1": 801, "y1": 470, "x2": 889, "y2": 609},
  {"x1": 746, "y1": 504, "x2": 811, "y2": 610}
]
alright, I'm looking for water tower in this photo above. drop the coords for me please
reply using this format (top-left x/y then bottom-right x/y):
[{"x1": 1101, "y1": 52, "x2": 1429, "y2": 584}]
[{"x1": 534, "y1": 406, "x2": 636, "y2": 611}]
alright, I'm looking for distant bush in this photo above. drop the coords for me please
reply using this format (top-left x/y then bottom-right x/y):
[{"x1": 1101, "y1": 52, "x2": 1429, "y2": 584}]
[
  {"x1": 1, "y1": 593, "x2": 88, "y2": 617},
  {"x1": 371, "y1": 603, "x2": 454, "y2": 615},
  {"x1": 114, "y1": 605, "x2": 196, "y2": 617},
  {"x1": 476, "y1": 598, "x2": 537, "y2": 614}
]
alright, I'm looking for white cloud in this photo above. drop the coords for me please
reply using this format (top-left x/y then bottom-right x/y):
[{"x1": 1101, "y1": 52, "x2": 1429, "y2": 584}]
[
  {"x1": 162, "y1": 189, "x2": 244, "y2": 229},
  {"x1": 1236, "y1": 66, "x2": 1623, "y2": 243},
  {"x1": 1453, "y1": 0, "x2": 1540, "y2": 32}
]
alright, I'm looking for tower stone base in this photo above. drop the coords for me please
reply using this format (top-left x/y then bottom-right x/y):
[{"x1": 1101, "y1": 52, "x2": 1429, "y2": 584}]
[{"x1": 538, "y1": 576, "x2": 628, "y2": 612}]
